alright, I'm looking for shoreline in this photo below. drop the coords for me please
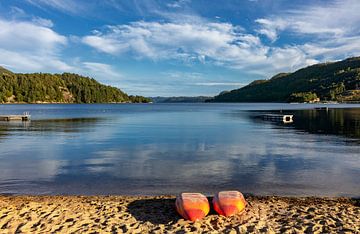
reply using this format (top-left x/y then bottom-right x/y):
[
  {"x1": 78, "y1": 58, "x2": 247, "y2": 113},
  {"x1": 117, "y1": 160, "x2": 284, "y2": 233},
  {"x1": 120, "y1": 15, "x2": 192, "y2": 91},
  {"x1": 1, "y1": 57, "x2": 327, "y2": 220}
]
[
  {"x1": 0, "y1": 102, "x2": 141, "y2": 105},
  {"x1": 1, "y1": 102, "x2": 360, "y2": 105},
  {"x1": 1, "y1": 195, "x2": 358, "y2": 233}
]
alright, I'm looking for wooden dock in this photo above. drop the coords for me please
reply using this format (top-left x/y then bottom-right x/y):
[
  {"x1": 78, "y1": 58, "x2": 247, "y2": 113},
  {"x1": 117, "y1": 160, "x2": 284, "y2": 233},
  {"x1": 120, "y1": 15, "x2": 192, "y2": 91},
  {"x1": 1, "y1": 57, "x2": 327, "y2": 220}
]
[
  {"x1": 315, "y1": 107, "x2": 329, "y2": 111},
  {"x1": 261, "y1": 114, "x2": 293, "y2": 123},
  {"x1": 0, "y1": 112, "x2": 31, "y2": 121}
]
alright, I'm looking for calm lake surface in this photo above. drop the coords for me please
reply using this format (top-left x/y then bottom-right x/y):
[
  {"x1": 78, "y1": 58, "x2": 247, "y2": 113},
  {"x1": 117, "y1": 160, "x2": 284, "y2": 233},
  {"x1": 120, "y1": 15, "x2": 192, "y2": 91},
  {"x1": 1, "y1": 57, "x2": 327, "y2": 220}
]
[{"x1": 0, "y1": 103, "x2": 359, "y2": 197}]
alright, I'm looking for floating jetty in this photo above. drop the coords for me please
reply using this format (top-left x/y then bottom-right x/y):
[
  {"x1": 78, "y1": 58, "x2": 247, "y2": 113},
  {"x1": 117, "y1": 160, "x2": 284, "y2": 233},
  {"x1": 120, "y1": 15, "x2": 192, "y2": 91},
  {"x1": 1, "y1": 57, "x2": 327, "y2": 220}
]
[
  {"x1": 0, "y1": 112, "x2": 31, "y2": 121},
  {"x1": 315, "y1": 107, "x2": 329, "y2": 111},
  {"x1": 261, "y1": 114, "x2": 293, "y2": 123}
]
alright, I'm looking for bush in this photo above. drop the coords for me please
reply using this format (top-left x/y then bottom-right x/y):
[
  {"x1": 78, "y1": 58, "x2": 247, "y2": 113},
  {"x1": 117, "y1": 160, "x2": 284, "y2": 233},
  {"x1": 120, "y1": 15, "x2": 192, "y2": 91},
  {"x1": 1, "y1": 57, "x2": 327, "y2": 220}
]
[{"x1": 288, "y1": 92, "x2": 318, "y2": 103}]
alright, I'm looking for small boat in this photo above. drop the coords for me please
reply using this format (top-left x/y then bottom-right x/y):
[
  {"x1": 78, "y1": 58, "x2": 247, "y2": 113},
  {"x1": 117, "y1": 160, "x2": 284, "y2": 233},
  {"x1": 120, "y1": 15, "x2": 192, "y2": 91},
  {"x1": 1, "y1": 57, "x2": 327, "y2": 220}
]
[
  {"x1": 213, "y1": 191, "x2": 247, "y2": 217},
  {"x1": 175, "y1": 193, "x2": 210, "y2": 221}
]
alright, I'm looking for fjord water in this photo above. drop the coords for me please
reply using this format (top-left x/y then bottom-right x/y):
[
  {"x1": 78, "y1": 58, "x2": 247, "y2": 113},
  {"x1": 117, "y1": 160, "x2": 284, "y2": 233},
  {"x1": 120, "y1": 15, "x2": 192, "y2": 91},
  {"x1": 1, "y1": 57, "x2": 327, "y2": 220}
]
[{"x1": 0, "y1": 103, "x2": 359, "y2": 197}]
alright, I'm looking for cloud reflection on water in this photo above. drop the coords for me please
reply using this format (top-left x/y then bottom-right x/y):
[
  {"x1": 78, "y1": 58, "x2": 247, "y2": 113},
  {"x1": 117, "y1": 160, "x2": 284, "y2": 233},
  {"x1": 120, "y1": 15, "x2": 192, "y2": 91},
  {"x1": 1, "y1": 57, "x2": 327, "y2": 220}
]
[{"x1": 0, "y1": 105, "x2": 359, "y2": 196}]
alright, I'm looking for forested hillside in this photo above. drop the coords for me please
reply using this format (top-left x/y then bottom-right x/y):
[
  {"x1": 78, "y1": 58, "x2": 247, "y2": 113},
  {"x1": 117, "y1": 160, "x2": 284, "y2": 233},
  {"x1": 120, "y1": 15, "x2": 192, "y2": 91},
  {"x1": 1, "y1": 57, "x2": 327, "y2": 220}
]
[
  {"x1": 210, "y1": 57, "x2": 360, "y2": 103},
  {"x1": 0, "y1": 68, "x2": 150, "y2": 103}
]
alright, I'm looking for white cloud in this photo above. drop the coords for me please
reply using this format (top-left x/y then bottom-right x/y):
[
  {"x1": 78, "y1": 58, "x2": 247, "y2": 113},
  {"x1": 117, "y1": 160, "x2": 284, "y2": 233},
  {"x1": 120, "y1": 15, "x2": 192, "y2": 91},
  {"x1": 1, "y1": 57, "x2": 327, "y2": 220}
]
[
  {"x1": 246, "y1": 46, "x2": 318, "y2": 76},
  {"x1": 32, "y1": 16, "x2": 54, "y2": 27},
  {"x1": 255, "y1": 18, "x2": 287, "y2": 42},
  {"x1": 24, "y1": 0, "x2": 174, "y2": 20},
  {"x1": 8, "y1": 6, "x2": 55, "y2": 28},
  {"x1": 0, "y1": 49, "x2": 72, "y2": 71},
  {"x1": 166, "y1": 0, "x2": 191, "y2": 8},
  {"x1": 256, "y1": 0, "x2": 360, "y2": 41},
  {"x1": 82, "y1": 35, "x2": 128, "y2": 55},
  {"x1": 82, "y1": 21, "x2": 267, "y2": 67},
  {"x1": 0, "y1": 19, "x2": 66, "y2": 53},
  {"x1": 81, "y1": 62, "x2": 122, "y2": 81},
  {"x1": 81, "y1": 20, "x2": 334, "y2": 78},
  {"x1": 302, "y1": 37, "x2": 360, "y2": 60},
  {"x1": 253, "y1": 0, "x2": 360, "y2": 68},
  {"x1": 25, "y1": 0, "x2": 85, "y2": 15},
  {"x1": 20, "y1": 0, "x2": 360, "y2": 92},
  {"x1": 0, "y1": 19, "x2": 71, "y2": 72},
  {"x1": 0, "y1": 17, "x2": 126, "y2": 91}
]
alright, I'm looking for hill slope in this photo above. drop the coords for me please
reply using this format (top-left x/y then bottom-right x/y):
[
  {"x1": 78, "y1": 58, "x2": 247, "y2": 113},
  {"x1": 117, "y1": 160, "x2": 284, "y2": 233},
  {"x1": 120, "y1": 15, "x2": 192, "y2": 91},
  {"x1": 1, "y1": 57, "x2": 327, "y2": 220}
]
[
  {"x1": 0, "y1": 66, "x2": 14, "y2": 76},
  {"x1": 0, "y1": 67, "x2": 150, "y2": 103},
  {"x1": 211, "y1": 57, "x2": 360, "y2": 103}
]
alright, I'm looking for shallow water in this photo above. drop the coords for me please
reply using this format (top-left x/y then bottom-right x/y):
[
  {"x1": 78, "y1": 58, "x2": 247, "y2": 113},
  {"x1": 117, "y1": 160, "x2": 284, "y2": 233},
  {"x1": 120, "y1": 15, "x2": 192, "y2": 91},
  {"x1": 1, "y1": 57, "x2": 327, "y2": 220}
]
[{"x1": 0, "y1": 103, "x2": 359, "y2": 196}]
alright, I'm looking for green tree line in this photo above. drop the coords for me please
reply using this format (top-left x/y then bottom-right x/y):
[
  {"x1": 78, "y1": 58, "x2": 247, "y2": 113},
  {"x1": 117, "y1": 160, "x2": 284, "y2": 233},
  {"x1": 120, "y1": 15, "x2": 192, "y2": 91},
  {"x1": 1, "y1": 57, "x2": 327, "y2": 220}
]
[{"x1": 0, "y1": 68, "x2": 150, "y2": 103}]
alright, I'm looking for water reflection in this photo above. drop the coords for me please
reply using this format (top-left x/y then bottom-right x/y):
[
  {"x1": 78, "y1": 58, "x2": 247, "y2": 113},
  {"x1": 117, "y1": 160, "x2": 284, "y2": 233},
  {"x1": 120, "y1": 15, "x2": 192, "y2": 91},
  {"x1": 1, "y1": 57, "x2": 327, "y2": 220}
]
[
  {"x1": 0, "y1": 118, "x2": 103, "y2": 138},
  {"x1": 247, "y1": 108, "x2": 360, "y2": 142},
  {"x1": 291, "y1": 108, "x2": 360, "y2": 140},
  {"x1": 0, "y1": 104, "x2": 359, "y2": 196},
  {"x1": 32, "y1": 118, "x2": 104, "y2": 133},
  {"x1": 24, "y1": 139, "x2": 359, "y2": 196}
]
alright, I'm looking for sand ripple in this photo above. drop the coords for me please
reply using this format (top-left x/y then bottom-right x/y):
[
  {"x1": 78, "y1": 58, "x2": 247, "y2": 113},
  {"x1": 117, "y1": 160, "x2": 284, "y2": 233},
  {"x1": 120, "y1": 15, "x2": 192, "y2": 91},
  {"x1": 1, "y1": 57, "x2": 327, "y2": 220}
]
[{"x1": 0, "y1": 195, "x2": 359, "y2": 233}]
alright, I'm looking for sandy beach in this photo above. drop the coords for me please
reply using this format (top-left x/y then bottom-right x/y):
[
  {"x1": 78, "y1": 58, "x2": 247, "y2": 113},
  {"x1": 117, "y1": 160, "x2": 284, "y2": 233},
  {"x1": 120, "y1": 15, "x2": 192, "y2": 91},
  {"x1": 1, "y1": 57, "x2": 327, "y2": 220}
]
[{"x1": 0, "y1": 195, "x2": 358, "y2": 233}]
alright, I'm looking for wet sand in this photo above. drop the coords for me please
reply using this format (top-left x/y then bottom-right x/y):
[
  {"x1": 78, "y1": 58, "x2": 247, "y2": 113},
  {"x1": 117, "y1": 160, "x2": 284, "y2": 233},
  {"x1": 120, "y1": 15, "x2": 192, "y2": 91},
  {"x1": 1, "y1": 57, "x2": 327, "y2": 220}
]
[{"x1": 0, "y1": 195, "x2": 359, "y2": 233}]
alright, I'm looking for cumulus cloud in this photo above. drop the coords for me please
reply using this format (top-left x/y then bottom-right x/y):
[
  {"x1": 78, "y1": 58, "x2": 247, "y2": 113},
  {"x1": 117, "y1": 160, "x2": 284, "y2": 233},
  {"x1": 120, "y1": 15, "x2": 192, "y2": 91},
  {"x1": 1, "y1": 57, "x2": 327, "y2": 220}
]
[
  {"x1": 26, "y1": 0, "x2": 360, "y2": 81},
  {"x1": 12, "y1": 0, "x2": 360, "y2": 94},
  {"x1": 85, "y1": 19, "x2": 326, "y2": 76},
  {"x1": 0, "y1": 20, "x2": 66, "y2": 52},
  {"x1": 83, "y1": 0, "x2": 360, "y2": 78},
  {"x1": 82, "y1": 21, "x2": 273, "y2": 71},
  {"x1": 0, "y1": 19, "x2": 71, "y2": 72},
  {"x1": 0, "y1": 17, "x2": 126, "y2": 92}
]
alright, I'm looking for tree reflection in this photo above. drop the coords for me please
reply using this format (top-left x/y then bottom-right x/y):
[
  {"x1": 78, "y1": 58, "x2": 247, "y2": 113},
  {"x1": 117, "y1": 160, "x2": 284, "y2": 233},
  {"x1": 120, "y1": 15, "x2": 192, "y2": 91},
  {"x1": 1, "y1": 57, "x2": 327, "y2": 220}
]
[
  {"x1": 291, "y1": 109, "x2": 360, "y2": 139},
  {"x1": 0, "y1": 118, "x2": 103, "y2": 139},
  {"x1": 251, "y1": 108, "x2": 360, "y2": 140}
]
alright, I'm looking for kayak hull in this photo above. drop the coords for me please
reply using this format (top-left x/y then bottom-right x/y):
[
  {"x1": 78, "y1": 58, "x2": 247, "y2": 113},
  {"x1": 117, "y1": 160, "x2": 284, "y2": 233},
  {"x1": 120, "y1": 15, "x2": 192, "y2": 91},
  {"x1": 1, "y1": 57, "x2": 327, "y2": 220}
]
[
  {"x1": 175, "y1": 193, "x2": 210, "y2": 221},
  {"x1": 213, "y1": 191, "x2": 246, "y2": 217}
]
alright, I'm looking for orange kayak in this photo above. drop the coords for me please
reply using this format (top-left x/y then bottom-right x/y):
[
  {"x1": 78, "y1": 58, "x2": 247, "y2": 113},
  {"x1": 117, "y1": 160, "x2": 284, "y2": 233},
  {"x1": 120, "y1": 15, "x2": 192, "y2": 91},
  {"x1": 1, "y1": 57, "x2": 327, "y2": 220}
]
[
  {"x1": 175, "y1": 193, "x2": 210, "y2": 221},
  {"x1": 213, "y1": 191, "x2": 247, "y2": 217}
]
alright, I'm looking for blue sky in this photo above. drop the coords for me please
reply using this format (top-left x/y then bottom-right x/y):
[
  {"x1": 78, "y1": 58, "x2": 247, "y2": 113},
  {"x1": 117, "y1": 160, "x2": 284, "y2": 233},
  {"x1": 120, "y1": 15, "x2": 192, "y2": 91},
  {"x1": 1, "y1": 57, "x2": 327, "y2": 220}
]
[{"x1": 0, "y1": 0, "x2": 360, "y2": 96}]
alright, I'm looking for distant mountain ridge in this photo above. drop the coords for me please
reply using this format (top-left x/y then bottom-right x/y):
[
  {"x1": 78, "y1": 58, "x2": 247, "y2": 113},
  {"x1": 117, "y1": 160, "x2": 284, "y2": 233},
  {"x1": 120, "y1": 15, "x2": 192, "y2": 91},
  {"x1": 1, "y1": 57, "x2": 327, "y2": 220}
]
[
  {"x1": 150, "y1": 96, "x2": 211, "y2": 103},
  {"x1": 210, "y1": 57, "x2": 360, "y2": 103},
  {"x1": 0, "y1": 67, "x2": 150, "y2": 103}
]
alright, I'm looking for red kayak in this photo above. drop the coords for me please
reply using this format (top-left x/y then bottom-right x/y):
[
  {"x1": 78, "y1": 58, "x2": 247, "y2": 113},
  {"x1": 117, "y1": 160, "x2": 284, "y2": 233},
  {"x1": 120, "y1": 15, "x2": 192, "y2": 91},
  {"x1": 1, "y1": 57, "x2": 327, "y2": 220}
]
[
  {"x1": 213, "y1": 191, "x2": 247, "y2": 217},
  {"x1": 175, "y1": 193, "x2": 210, "y2": 221}
]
